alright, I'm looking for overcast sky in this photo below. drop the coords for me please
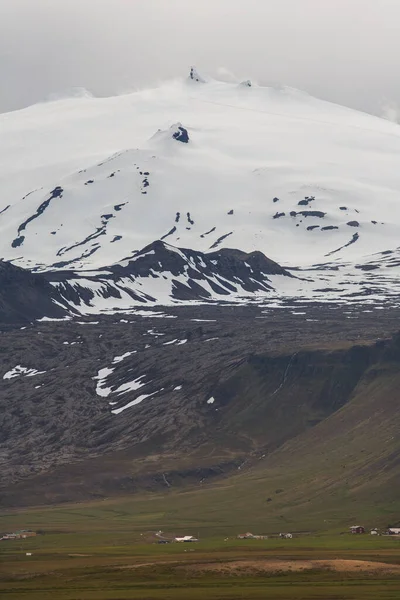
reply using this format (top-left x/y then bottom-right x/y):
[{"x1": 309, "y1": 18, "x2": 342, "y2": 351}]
[{"x1": 1, "y1": 0, "x2": 400, "y2": 119}]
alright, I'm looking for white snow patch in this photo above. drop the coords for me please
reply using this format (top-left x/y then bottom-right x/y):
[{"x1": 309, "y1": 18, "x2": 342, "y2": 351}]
[
  {"x1": 3, "y1": 366, "x2": 46, "y2": 380},
  {"x1": 37, "y1": 316, "x2": 71, "y2": 322},
  {"x1": 112, "y1": 390, "x2": 158, "y2": 414},
  {"x1": 114, "y1": 375, "x2": 147, "y2": 395},
  {"x1": 112, "y1": 351, "x2": 135, "y2": 364},
  {"x1": 207, "y1": 397, "x2": 215, "y2": 404},
  {"x1": 93, "y1": 367, "x2": 114, "y2": 397},
  {"x1": 191, "y1": 319, "x2": 217, "y2": 322}
]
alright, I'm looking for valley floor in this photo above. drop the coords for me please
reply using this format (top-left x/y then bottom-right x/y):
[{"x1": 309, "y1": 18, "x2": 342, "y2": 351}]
[{"x1": 1, "y1": 531, "x2": 400, "y2": 599}]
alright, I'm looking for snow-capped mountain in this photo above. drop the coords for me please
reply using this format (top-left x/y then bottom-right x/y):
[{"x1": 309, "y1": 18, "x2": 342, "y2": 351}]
[{"x1": 1, "y1": 68, "x2": 400, "y2": 310}]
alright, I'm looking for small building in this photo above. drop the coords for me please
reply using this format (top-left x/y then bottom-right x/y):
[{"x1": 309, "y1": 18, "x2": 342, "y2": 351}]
[
  {"x1": 16, "y1": 530, "x2": 36, "y2": 539},
  {"x1": 370, "y1": 529, "x2": 379, "y2": 535},
  {"x1": 175, "y1": 535, "x2": 198, "y2": 543},
  {"x1": 1, "y1": 534, "x2": 17, "y2": 540},
  {"x1": 237, "y1": 532, "x2": 255, "y2": 539},
  {"x1": 387, "y1": 528, "x2": 400, "y2": 535},
  {"x1": 238, "y1": 532, "x2": 268, "y2": 540},
  {"x1": 350, "y1": 526, "x2": 365, "y2": 534},
  {"x1": 1, "y1": 530, "x2": 36, "y2": 541}
]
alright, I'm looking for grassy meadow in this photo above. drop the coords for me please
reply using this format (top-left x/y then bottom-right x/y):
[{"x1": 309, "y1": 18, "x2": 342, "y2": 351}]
[{"x1": 1, "y1": 491, "x2": 400, "y2": 600}]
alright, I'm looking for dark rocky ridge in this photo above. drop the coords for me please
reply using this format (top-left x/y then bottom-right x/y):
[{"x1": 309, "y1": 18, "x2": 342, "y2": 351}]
[
  {"x1": 113, "y1": 241, "x2": 290, "y2": 281},
  {"x1": 0, "y1": 242, "x2": 292, "y2": 324},
  {"x1": 0, "y1": 261, "x2": 68, "y2": 324},
  {"x1": 47, "y1": 240, "x2": 293, "y2": 308}
]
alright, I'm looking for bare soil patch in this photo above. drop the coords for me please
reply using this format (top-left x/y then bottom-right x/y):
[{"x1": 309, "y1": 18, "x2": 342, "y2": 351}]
[{"x1": 185, "y1": 559, "x2": 400, "y2": 575}]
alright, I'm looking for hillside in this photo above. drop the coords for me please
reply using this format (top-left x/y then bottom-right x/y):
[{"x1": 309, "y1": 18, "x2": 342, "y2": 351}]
[{"x1": 1, "y1": 303, "x2": 400, "y2": 527}]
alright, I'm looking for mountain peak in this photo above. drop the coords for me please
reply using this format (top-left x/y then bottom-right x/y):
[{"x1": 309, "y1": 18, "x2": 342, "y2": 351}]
[
  {"x1": 172, "y1": 124, "x2": 189, "y2": 143},
  {"x1": 151, "y1": 122, "x2": 190, "y2": 145}
]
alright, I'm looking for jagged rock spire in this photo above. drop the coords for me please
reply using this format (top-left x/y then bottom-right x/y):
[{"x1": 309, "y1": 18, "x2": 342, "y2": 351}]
[{"x1": 189, "y1": 66, "x2": 205, "y2": 83}]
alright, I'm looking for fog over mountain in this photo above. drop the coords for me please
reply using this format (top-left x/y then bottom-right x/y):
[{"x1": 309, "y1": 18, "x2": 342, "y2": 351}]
[{"x1": 1, "y1": 0, "x2": 400, "y2": 119}]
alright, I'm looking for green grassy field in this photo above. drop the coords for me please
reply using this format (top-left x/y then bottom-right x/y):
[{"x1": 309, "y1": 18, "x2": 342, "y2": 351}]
[
  {"x1": 1, "y1": 533, "x2": 400, "y2": 599},
  {"x1": 2, "y1": 497, "x2": 400, "y2": 600}
]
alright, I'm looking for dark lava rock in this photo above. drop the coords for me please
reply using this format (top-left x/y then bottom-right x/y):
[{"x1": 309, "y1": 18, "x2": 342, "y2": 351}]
[
  {"x1": 321, "y1": 226, "x2": 339, "y2": 231},
  {"x1": 347, "y1": 221, "x2": 360, "y2": 227},
  {"x1": 172, "y1": 126, "x2": 189, "y2": 144},
  {"x1": 298, "y1": 210, "x2": 326, "y2": 218},
  {"x1": 298, "y1": 196, "x2": 315, "y2": 206},
  {"x1": 0, "y1": 261, "x2": 69, "y2": 324},
  {"x1": 273, "y1": 212, "x2": 285, "y2": 219},
  {"x1": 12, "y1": 186, "x2": 64, "y2": 249},
  {"x1": 355, "y1": 264, "x2": 380, "y2": 271},
  {"x1": 290, "y1": 210, "x2": 326, "y2": 218},
  {"x1": 273, "y1": 197, "x2": 280, "y2": 203}
]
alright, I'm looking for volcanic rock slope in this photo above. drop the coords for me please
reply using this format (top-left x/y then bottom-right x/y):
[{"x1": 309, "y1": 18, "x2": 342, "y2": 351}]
[
  {"x1": 1, "y1": 303, "x2": 400, "y2": 511},
  {"x1": 1, "y1": 70, "x2": 400, "y2": 310}
]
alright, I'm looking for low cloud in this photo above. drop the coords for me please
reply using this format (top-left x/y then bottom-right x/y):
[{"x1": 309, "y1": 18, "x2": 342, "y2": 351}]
[
  {"x1": 0, "y1": 0, "x2": 400, "y2": 117},
  {"x1": 381, "y1": 101, "x2": 400, "y2": 124}
]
